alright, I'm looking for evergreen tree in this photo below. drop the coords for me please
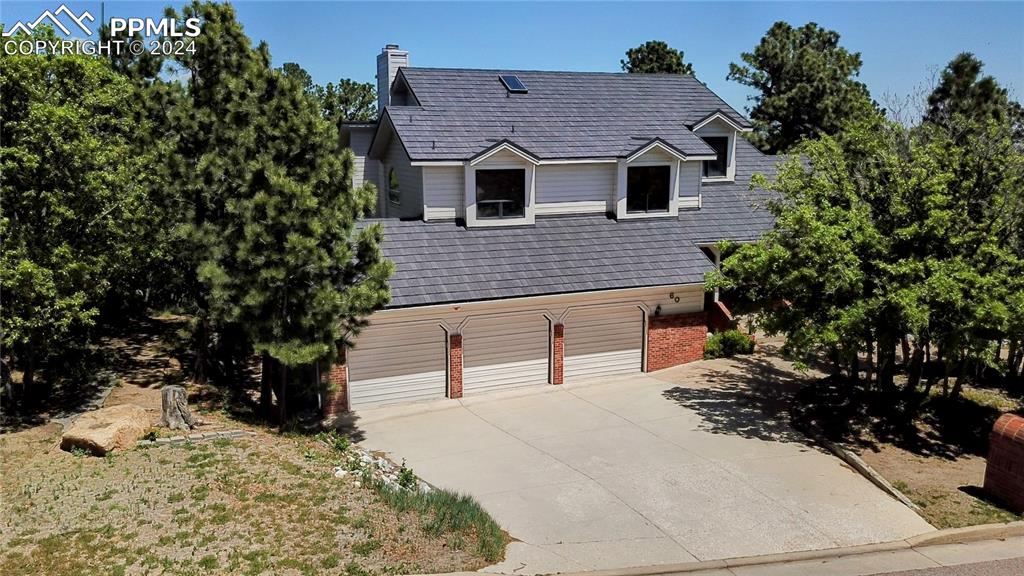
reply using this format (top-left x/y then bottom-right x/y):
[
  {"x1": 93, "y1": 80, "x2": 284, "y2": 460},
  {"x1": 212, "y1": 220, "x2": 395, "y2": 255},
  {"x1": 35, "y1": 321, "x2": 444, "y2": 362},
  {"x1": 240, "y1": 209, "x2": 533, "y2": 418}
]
[
  {"x1": 166, "y1": 2, "x2": 392, "y2": 421},
  {"x1": 728, "y1": 22, "x2": 878, "y2": 153},
  {"x1": 621, "y1": 40, "x2": 693, "y2": 75},
  {"x1": 924, "y1": 53, "x2": 1012, "y2": 131}
]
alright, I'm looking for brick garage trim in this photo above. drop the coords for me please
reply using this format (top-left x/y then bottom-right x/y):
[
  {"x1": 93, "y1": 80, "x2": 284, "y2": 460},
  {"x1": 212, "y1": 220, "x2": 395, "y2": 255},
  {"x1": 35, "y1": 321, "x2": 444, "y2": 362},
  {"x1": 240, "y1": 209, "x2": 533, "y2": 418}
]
[
  {"x1": 645, "y1": 312, "x2": 707, "y2": 372},
  {"x1": 321, "y1": 349, "x2": 349, "y2": 417},
  {"x1": 448, "y1": 333, "x2": 463, "y2": 399},
  {"x1": 552, "y1": 324, "x2": 564, "y2": 385},
  {"x1": 985, "y1": 413, "x2": 1024, "y2": 513}
]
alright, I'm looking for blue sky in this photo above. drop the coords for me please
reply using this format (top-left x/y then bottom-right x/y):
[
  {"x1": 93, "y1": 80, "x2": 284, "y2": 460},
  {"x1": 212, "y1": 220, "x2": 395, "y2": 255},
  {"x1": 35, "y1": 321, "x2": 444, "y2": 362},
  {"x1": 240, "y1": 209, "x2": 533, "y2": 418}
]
[{"x1": 3, "y1": 1, "x2": 1022, "y2": 114}]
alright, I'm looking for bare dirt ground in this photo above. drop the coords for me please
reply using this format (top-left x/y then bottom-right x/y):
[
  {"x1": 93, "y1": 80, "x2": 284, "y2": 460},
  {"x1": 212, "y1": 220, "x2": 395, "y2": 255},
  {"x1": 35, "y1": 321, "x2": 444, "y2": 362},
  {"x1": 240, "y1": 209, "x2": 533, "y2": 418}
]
[
  {"x1": 0, "y1": 317, "x2": 499, "y2": 576},
  {"x1": 860, "y1": 443, "x2": 1019, "y2": 528}
]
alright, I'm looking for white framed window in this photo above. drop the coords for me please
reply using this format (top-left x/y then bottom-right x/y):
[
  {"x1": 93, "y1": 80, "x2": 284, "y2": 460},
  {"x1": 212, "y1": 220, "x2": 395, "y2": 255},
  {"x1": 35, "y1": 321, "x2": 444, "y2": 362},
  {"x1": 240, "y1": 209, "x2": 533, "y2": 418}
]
[
  {"x1": 475, "y1": 168, "x2": 526, "y2": 219},
  {"x1": 626, "y1": 165, "x2": 671, "y2": 213},
  {"x1": 388, "y1": 167, "x2": 401, "y2": 205},
  {"x1": 701, "y1": 137, "x2": 729, "y2": 178}
]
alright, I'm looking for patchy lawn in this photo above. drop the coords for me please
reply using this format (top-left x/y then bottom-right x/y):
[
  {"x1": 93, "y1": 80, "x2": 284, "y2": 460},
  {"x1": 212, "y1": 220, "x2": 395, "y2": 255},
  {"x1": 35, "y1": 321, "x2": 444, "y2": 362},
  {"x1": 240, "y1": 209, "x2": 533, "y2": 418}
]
[
  {"x1": 792, "y1": 375, "x2": 1023, "y2": 529},
  {"x1": 0, "y1": 316, "x2": 507, "y2": 575}
]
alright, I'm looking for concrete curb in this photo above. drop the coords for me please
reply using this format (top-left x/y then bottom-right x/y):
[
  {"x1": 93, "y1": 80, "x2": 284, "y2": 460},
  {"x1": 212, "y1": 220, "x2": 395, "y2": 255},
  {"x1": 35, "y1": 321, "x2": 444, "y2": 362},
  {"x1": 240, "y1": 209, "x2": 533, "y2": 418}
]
[
  {"x1": 451, "y1": 522, "x2": 1024, "y2": 576},
  {"x1": 796, "y1": 419, "x2": 924, "y2": 514},
  {"x1": 816, "y1": 435, "x2": 924, "y2": 513}
]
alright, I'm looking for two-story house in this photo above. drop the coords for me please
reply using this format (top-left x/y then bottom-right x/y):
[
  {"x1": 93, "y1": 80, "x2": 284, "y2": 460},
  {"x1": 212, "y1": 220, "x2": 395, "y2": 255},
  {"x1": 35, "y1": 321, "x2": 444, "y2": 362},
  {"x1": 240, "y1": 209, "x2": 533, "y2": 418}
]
[{"x1": 324, "y1": 45, "x2": 777, "y2": 414}]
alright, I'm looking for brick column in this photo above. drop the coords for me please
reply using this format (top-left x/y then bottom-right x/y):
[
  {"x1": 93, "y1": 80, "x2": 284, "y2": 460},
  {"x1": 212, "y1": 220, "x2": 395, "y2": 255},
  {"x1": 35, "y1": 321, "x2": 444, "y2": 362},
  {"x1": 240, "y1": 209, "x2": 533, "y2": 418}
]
[
  {"x1": 985, "y1": 413, "x2": 1024, "y2": 513},
  {"x1": 645, "y1": 312, "x2": 708, "y2": 372},
  {"x1": 552, "y1": 324, "x2": 564, "y2": 385},
  {"x1": 448, "y1": 334, "x2": 463, "y2": 399},
  {"x1": 321, "y1": 349, "x2": 349, "y2": 417}
]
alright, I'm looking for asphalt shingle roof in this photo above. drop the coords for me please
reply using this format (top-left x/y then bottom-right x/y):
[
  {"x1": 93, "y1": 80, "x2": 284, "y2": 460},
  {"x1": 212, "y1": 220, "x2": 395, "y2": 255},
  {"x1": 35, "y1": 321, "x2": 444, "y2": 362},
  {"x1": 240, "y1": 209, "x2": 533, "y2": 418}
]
[
  {"x1": 387, "y1": 68, "x2": 752, "y2": 161},
  {"x1": 371, "y1": 139, "x2": 781, "y2": 309}
]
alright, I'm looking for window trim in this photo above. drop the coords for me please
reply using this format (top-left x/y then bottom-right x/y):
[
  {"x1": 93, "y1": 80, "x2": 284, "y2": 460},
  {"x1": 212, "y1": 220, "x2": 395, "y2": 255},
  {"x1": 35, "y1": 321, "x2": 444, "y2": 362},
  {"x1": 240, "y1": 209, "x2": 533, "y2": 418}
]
[
  {"x1": 475, "y1": 167, "x2": 527, "y2": 220},
  {"x1": 465, "y1": 160, "x2": 536, "y2": 228},
  {"x1": 387, "y1": 166, "x2": 401, "y2": 205},
  {"x1": 700, "y1": 136, "x2": 730, "y2": 179},
  {"x1": 625, "y1": 164, "x2": 673, "y2": 214}
]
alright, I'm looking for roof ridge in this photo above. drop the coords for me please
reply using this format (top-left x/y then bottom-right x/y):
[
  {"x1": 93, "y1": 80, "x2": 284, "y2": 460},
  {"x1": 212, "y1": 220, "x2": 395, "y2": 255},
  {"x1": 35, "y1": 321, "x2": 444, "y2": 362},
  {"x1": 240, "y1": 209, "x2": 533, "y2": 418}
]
[{"x1": 402, "y1": 66, "x2": 699, "y2": 79}]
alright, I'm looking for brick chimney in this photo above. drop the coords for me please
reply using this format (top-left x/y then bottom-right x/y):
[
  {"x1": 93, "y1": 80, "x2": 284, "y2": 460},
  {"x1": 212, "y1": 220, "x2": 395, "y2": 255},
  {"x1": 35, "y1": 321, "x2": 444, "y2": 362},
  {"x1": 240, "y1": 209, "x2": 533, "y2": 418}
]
[{"x1": 376, "y1": 44, "x2": 409, "y2": 115}]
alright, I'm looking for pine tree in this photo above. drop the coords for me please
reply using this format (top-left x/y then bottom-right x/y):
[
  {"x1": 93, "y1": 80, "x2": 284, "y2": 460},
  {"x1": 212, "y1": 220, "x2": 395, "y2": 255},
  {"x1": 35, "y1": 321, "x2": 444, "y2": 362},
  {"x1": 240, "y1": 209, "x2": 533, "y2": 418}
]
[
  {"x1": 166, "y1": 2, "x2": 392, "y2": 422},
  {"x1": 924, "y1": 53, "x2": 1011, "y2": 131},
  {"x1": 728, "y1": 22, "x2": 878, "y2": 153},
  {"x1": 621, "y1": 41, "x2": 693, "y2": 75}
]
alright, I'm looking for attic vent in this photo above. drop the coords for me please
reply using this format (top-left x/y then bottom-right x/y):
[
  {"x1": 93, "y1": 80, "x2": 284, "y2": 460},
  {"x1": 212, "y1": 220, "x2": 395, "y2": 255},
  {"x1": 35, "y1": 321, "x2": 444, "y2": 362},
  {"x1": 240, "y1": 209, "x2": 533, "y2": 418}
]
[{"x1": 499, "y1": 74, "x2": 528, "y2": 94}]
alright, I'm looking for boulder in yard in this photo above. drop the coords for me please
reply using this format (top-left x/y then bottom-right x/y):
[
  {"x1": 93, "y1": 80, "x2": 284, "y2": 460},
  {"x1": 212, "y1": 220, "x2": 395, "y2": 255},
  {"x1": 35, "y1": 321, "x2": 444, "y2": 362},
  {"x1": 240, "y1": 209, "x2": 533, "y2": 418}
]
[{"x1": 60, "y1": 404, "x2": 149, "y2": 456}]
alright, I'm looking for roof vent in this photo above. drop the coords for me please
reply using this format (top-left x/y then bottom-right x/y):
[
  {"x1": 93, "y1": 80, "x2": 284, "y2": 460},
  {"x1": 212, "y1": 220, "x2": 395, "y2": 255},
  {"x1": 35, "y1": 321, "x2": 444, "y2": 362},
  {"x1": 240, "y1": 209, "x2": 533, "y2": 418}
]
[{"x1": 499, "y1": 74, "x2": 528, "y2": 94}]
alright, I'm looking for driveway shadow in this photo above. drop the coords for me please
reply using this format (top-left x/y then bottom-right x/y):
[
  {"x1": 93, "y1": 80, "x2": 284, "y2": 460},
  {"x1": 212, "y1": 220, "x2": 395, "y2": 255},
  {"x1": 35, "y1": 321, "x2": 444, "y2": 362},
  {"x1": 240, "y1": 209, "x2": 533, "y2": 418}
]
[{"x1": 659, "y1": 353, "x2": 816, "y2": 444}]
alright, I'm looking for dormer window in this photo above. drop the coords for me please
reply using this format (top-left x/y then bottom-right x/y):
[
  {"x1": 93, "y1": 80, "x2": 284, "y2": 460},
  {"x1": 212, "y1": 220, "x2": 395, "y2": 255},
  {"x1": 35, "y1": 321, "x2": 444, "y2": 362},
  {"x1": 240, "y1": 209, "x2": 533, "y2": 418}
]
[
  {"x1": 701, "y1": 137, "x2": 729, "y2": 178},
  {"x1": 388, "y1": 167, "x2": 401, "y2": 204},
  {"x1": 626, "y1": 165, "x2": 671, "y2": 213},
  {"x1": 476, "y1": 169, "x2": 526, "y2": 219}
]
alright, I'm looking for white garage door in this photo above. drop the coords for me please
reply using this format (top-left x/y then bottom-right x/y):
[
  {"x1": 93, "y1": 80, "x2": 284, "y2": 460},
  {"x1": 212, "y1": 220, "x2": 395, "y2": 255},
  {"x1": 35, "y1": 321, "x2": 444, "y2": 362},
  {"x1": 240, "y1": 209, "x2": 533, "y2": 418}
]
[
  {"x1": 463, "y1": 314, "x2": 550, "y2": 394},
  {"x1": 564, "y1": 306, "x2": 643, "y2": 381},
  {"x1": 347, "y1": 322, "x2": 447, "y2": 409}
]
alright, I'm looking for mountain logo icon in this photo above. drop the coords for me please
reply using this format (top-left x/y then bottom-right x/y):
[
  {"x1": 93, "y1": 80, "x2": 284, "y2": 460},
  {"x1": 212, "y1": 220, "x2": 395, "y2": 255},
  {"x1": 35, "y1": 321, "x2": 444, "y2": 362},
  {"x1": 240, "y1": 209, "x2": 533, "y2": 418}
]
[{"x1": 3, "y1": 4, "x2": 95, "y2": 37}]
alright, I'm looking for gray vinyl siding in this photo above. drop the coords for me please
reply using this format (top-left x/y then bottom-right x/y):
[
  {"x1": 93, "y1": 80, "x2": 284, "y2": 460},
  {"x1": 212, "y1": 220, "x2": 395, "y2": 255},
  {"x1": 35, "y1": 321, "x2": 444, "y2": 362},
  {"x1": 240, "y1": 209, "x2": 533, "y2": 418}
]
[
  {"x1": 382, "y1": 136, "x2": 423, "y2": 219},
  {"x1": 349, "y1": 130, "x2": 379, "y2": 191},
  {"x1": 423, "y1": 166, "x2": 464, "y2": 220},
  {"x1": 535, "y1": 164, "x2": 615, "y2": 214},
  {"x1": 678, "y1": 161, "x2": 701, "y2": 208}
]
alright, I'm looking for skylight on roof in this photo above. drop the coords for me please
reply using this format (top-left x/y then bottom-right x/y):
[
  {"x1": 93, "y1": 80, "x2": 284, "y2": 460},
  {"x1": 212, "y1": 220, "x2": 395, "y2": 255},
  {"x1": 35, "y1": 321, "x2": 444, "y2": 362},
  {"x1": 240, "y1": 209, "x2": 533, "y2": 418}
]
[{"x1": 499, "y1": 74, "x2": 528, "y2": 93}]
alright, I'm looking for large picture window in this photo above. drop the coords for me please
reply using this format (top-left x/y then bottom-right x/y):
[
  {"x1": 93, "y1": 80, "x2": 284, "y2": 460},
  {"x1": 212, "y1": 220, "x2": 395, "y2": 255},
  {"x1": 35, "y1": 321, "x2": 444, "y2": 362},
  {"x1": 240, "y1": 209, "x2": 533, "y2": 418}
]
[
  {"x1": 626, "y1": 165, "x2": 671, "y2": 213},
  {"x1": 701, "y1": 136, "x2": 729, "y2": 178},
  {"x1": 476, "y1": 169, "x2": 526, "y2": 219}
]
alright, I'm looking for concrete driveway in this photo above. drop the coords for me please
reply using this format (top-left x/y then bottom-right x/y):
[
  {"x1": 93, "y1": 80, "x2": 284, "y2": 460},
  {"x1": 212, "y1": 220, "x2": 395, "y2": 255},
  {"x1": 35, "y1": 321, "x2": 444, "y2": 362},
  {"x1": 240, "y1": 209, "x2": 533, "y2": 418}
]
[{"x1": 354, "y1": 352, "x2": 934, "y2": 574}]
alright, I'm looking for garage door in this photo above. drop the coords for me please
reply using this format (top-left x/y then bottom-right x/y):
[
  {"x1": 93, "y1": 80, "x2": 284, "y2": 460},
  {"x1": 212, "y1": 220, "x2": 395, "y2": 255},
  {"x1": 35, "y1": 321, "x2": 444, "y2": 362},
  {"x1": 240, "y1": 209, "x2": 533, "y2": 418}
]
[
  {"x1": 347, "y1": 322, "x2": 447, "y2": 409},
  {"x1": 564, "y1": 306, "x2": 643, "y2": 381},
  {"x1": 463, "y1": 314, "x2": 550, "y2": 394}
]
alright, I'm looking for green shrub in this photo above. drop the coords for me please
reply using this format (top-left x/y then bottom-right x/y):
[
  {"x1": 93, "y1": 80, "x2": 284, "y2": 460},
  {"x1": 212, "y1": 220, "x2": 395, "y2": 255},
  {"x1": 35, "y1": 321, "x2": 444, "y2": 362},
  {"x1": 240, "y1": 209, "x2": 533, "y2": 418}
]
[
  {"x1": 397, "y1": 459, "x2": 417, "y2": 490},
  {"x1": 704, "y1": 330, "x2": 755, "y2": 359}
]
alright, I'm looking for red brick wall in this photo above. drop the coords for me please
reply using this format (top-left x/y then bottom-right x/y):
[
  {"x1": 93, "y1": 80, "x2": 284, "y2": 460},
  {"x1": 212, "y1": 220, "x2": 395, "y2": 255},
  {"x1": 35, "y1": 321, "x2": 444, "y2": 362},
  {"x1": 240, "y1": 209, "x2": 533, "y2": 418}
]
[
  {"x1": 449, "y1": 334, "x2": 463, "y2": 399},
  {"x1": 321, "y1": 350, "x2": 348, "y2": 417},
  {"x1": 985, "y1": 413, "x2": 1024, "y2": 513},
  {"x1": 645, "y1": 312, "x2": 708, "y2": 372},
  {"x1": 552, "y1": 324, "x2": 564, "y2": 385},
  {"x1": 707, "y1": 300, "x2": 736, "y2": 334}
]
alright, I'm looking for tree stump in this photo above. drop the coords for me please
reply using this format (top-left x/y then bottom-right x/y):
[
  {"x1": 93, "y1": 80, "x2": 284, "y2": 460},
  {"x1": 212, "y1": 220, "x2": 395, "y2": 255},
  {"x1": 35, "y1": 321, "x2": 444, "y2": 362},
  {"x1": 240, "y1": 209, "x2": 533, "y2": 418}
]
[{"x1": 161, "y1": 385, "x2": 198, "y2": 430}]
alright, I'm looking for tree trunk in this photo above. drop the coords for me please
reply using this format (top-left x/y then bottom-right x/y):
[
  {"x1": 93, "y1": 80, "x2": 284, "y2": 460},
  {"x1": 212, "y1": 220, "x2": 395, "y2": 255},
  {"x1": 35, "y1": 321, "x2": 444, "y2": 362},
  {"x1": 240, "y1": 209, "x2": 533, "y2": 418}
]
[
  {"x1": 950, "y1": 353, "x2": 967, "y2": 400},
  {"x1": 994, "y1": 339, "x2": 1002, "y2": 363},
  {"x1": 260, "y1": 354, "x2": 275, "y2": 420},
  {"x1": 901, "y1": 335, "x2": 911, "y2": 367},
  {"x1": 192, "y1": 316, "x2": 209, "y2": 384},
  {"x1": 877, "y1": 335, "x2": 896, "y2": 390},
  {"x1": 1007, "y1": 340, "x2": 1020, "y2": 380},
  {"x1": 865, "y1": 338, "x2": 875, "y2": 387},
  {"x1": 278, "y1": 364, "x2": 288, "y2": 433},
  {"x1": 904, "y1": 346, "x2": 925, "y2": 395},
  {"x1": 850, "y1": 356, "x2": 860, "y2": 384},
  {"x1": 161, "y1": 385, "x2": 198, "y2": 430}
]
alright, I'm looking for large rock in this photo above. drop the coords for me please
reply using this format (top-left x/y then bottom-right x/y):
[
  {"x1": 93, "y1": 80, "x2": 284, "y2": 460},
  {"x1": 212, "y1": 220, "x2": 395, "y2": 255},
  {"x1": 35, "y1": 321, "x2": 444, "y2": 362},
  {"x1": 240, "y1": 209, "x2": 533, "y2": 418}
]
[{"x1": 61, "y1": 404, "x2": 149, "y2": 455}]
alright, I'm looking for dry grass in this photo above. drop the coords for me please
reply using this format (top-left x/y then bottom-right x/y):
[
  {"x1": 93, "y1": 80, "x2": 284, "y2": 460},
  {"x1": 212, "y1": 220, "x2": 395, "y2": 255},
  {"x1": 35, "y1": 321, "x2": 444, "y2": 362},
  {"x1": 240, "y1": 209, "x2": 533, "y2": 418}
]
[
  {"x1": 0, "y1": 315, "x2": 505, "y2": 576},
  {"x1": 0, "y1": 425, "x2": 498, "y2": 575}
]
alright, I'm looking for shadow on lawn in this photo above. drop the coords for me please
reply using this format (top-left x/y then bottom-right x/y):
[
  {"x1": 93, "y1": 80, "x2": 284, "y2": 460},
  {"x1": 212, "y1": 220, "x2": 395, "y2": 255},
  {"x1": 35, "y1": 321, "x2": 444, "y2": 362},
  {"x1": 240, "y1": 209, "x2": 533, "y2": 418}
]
[
  {"x1": 660, "y1": 352, "x2": 815, "y2": 444},
  {"x1": 792, "y1": 374, "x2": 1014, "y2": 460}
]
